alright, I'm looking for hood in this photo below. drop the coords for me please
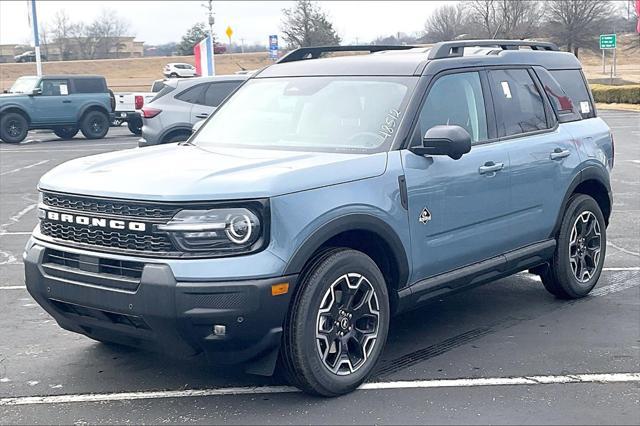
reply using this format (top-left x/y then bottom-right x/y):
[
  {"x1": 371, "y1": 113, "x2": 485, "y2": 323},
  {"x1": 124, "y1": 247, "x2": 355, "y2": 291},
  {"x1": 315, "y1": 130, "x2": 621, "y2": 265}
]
[{"x1": 38, "y1": 144, "x2": 388, "y2": 201}]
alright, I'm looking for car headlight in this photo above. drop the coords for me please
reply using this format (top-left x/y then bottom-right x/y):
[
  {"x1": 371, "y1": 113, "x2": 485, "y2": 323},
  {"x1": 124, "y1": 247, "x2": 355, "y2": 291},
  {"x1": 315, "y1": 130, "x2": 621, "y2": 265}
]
[{"x1": 157, "y1": 207, "x2": 264, "y2": 255}]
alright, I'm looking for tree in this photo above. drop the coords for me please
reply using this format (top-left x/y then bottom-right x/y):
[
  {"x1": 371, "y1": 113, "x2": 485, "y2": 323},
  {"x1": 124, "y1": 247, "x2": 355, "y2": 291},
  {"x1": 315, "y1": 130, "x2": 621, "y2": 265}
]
[
  {"x1": 281, "y1": 0, "x2": 341, "y2": 49},
  {"x1": 545, "y1": 0, "x2": 615, "y2": 57},
  {"x1": 177, "y1": 23, "x2": 210, "y2": 56},
  {"x1": 424, "y1": 3, "x2": 467, "y2": 42},
  {"x1": 91, "y1": 9, "x2": 129, "y2": 59},
  {"x1": 464, "y1": 0, "x2": 541, "y2": 39},
  {"x1": 51, "y1": 10, "x2": 73, "y2": 60}
]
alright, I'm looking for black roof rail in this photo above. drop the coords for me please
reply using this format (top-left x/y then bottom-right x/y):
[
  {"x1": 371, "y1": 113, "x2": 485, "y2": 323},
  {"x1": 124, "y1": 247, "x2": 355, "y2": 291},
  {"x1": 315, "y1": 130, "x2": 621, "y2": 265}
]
[
  {"x1": 428, "y1": 40, "x2": 559, "y2": 60},
  {"x1": 277, "y1": 45, "x2": 417, "y2": 64}
]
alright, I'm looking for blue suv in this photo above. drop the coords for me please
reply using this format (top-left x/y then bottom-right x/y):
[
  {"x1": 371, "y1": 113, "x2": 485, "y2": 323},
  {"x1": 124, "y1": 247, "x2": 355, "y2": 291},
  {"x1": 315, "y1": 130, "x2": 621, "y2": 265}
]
[
  {"x1": 0, "y1": 75, "x2": 113, "y2": 143},
  {"x1": 25, "y1": 41, "x2": 613, "y2": 396}
]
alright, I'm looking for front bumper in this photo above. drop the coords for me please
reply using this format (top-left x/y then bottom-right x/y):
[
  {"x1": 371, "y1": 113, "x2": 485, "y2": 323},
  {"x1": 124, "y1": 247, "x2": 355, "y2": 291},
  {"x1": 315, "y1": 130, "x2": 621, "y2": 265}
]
[{"x1": 25, "y1": 243, "x2": 297, "y2": 367}]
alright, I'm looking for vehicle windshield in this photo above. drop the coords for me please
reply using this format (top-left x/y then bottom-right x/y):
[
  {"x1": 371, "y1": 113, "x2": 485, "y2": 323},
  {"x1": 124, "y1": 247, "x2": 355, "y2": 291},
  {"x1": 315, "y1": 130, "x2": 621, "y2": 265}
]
[
  {"x1": 192, "y1": 76, "x2": 416, "y2": 153},
  {"x1": 8, "y1": 76, "x2": 39, "y2": 94}
]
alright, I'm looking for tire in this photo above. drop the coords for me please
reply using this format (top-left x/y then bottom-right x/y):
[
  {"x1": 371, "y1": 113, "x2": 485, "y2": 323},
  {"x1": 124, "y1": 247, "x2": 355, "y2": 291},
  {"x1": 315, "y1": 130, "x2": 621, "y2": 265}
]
[
  {"x1": 0, "y1": 112, "x2": 28, "y2": 144},
  {"x1": 127, "y1": 117, "x2": 142, "y2": 135},
  {"x1": 80, "y1": 110, "x2": 109, "y2": 139},
  {"x1": 281, "y1": 248, "x2": 390, "y2": 396},
  {"x1": 162, "y1": 132, "x2": 190, "y2": 144},
  {"x1": 53, "y1": 126, "x2": 79, "y2": 140},
  {"x1": 170, "y1": 72, "x2": 179, "y2": 78},
  {"x1": 541, "y1": 194, "x2": 606, "y2": 299}
]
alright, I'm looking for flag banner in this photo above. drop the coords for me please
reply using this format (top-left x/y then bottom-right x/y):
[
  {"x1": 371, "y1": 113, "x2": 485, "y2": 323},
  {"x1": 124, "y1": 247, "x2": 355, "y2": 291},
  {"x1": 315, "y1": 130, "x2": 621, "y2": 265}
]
[{"x1": 194, "y1": 36, "x2": 215, "y2": 76}]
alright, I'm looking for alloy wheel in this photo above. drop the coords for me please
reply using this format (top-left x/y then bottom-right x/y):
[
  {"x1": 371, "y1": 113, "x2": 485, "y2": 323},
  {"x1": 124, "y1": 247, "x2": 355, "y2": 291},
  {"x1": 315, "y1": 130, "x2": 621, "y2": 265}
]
[
  {"x1": 569, "y1": 211, "x2": 601, "y2": 283},
  {"x1": 315, "y1": 273, "x2": 380, "y2": 375}
]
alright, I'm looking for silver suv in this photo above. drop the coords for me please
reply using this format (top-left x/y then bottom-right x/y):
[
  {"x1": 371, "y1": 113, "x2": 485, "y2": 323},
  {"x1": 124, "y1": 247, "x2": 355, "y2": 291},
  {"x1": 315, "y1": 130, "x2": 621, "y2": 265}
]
[{"x1": 139, "y1": 75, "x2": 247, "y2": 147}]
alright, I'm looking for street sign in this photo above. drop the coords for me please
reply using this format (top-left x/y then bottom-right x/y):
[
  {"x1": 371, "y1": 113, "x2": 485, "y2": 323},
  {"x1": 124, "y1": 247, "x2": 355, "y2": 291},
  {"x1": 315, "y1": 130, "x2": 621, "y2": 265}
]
[
  {"x1": 599, "y1": 34, "x2": 616, "y2": 49},
  {"x1": 226, "y1": 26, "x2": 233, "y2": 40},
  {"x1": 269, "y1": 34, "x2": 278, "y2": 61}
]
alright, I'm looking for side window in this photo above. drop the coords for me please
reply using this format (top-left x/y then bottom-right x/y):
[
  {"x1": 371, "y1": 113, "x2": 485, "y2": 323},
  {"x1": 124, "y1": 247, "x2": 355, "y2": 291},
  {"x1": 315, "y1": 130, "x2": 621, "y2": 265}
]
[
  {"x1": 534, "y1": 67, "x2": 582, "y2": 123},
  {"x1": 74, "y1": 78, "x2": 105, "y2": 94},
  {"x1": 416, "y1": 71, "x2": 488, "y2": 144},
  {"x1": 549, "y1": 70, "x2": 595, "y2": 119},
  {"x1": 488, "y1": 69, "x2": 548, "y2": 137},
  {"x1": 200, "y1": 81, "x2": 241, "y2": 107},
  {"x1": 39, "y1": 79, "x2": 69, "y2": 96},
  {"x1": 175, "y1": 84, "x2": 206, "y2": 104}
]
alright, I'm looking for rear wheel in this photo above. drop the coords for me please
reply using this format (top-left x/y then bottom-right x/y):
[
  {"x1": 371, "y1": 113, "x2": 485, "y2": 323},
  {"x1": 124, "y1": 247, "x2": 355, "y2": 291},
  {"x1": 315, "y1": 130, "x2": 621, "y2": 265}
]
[
  {"x1": 281, "y1": 248, "x2": 389, "y2": 396},
  {"x1": 127, "y1": 117, "x2": 143, "y2": 135},
  {"x1": 0, "y1": 112, "x2": 28, "y2": 143},
  {"x1": 80, "y1": 110, "x2": 109, "y2": 139},
  {"x1": 541, "y1": 194, "x2": 606, "y2": 299},
  {"x1": 170, "y1": 72, "x2": 178, "y2": 78},
  {"x1": 53, "y1": 126, "x2": 79, "y2": 140},
  {"x1": 162, "y1": 131, "x2": 190, "y2": 144}
]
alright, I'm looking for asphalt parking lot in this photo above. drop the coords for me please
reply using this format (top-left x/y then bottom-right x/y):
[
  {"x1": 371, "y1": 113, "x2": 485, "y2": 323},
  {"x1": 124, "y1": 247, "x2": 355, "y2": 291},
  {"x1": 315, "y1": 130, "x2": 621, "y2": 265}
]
[{"x1": 0, "y1": 112, "x2": 638, "y2": 424}]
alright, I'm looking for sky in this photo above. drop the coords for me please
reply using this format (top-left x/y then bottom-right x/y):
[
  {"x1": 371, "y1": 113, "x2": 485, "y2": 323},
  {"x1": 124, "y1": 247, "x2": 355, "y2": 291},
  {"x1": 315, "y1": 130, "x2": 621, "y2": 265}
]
[{"x1": 0, "y1": 0, "x2": 453, "y2": 47}]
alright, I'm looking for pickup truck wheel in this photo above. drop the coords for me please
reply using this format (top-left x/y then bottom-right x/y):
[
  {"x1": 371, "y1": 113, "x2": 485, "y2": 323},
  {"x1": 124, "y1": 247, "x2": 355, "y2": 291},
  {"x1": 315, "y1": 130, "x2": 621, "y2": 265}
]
[
  {"x1": 127, "y1": 117, "x2": 143, "y2": 135},
  {"x1": 53, "y1": 126, "x2": 79, "y2": 140},
  {"x1": 541, "y1": 194, "x2": 606, "y2": 299},
  {"x1": 0, "y1": 112, "x2": 28, "y2": 144},
  {"x1": 281, "y1": 248, "x2": 389, "y2": 396},
  {"x1": 80, "y1": 110, "x2": 109, "y2": 139}
]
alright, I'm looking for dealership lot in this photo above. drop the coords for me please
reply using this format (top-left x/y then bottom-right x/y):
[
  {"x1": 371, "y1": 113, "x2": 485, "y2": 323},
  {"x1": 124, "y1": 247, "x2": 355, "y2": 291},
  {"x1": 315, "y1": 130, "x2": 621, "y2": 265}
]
[{"x1": 0, "y1": 112, "x2": 638, "y2": 423}]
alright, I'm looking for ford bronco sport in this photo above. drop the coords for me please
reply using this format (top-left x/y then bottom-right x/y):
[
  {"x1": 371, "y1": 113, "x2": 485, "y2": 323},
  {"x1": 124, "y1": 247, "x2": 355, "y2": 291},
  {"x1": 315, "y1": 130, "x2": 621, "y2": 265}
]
[
  {"x1": 25, "y1": 41, "x2": 613, "y2": 396},
  {"x1": 1, "y1": 75, "x2": 113, "y2": 143}
]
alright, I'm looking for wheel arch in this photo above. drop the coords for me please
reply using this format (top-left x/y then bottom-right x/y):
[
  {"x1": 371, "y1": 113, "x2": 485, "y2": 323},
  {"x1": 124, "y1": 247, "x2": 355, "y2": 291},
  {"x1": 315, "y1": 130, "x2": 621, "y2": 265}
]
[
  {"x1": 283, "y1": 214, "x2": 410, "y2": 311},
  {"x1": 551, "y1": 165, "x2": 612, "y2": 238},
  {"x1": 78, "y1": 103, "x2": 110, "y2": 121},
  {"x1": 0, "y1": 106, "x2": 31, "y2": 125},
  {"x1": 161, "y1": 125, "x2": 192, "y2": 143}
]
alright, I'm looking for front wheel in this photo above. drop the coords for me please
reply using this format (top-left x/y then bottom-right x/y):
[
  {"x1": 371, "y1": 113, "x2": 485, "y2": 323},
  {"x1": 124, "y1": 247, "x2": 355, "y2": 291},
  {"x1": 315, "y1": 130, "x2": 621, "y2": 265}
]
[
  {"x1": 281, "y1": 249, "x2": 389, "y2": 396},
  {"x1": 80, "y1": 110, "x2": 109, "y2": 139},
  {"x1": 53, "y1": 126, "x2": 79, "y2": 140},
  {"x1": 0, "y1": 112, "x2": 28, "y2": 144},
  {"x1": 541, "y1": 194, "x2": 606, "y2": 299}
]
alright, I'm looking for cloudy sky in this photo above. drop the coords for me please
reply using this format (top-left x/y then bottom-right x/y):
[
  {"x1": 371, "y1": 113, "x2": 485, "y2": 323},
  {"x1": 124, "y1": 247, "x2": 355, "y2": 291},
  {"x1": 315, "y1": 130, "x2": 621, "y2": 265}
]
[{"x1": 0, "y1": 0, "x2": 452, "y2": 47}]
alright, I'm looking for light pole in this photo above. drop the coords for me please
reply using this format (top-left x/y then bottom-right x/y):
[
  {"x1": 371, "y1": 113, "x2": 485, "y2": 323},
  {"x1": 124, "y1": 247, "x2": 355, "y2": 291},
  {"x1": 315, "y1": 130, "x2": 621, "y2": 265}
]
[
  {"x1": 31, "y1": 0, "x2": 42, "y2": 76},
  {"x1": 204, "y1": 0, "x2": 216, "y2": 75}
]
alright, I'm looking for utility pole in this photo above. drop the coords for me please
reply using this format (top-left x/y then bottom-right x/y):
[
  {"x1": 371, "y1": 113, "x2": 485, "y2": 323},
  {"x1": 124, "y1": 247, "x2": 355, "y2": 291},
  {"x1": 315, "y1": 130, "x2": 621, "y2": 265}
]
[
  {"x1": 240, "y1": 38, "x2": 245, "y2": 54},
  {"x1": 204, "y1": 0, "x2": 216, "y2": 75},
  {"x1": 30, "y1": 0, "x2": 42, "y2": 76}
]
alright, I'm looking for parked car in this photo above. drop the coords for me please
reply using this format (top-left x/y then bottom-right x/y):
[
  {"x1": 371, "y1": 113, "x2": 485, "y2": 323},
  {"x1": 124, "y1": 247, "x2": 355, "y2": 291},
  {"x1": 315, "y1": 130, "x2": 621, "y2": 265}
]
[
  {"x1": 163, "y1": 63, "x2": 197, "y2": 78},
  {"x1": 139, "y1": 75, "x2": 247, "y2": 146},
  {"x1": 25, "y1": 41, "x2": 613, "y2": 397},
  {"x1": 0, "y1": 75, "x2": 113, "y2": 143},
  {"x1": 14, "y1": 51, "x2": 47, "y2": 63}
]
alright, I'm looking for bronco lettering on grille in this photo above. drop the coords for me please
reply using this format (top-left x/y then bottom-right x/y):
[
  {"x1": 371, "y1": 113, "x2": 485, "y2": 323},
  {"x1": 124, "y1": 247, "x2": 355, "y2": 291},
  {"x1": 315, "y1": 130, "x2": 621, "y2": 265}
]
[{"x1": 44, "y1": 210, "x2": 146, "y2": 232}]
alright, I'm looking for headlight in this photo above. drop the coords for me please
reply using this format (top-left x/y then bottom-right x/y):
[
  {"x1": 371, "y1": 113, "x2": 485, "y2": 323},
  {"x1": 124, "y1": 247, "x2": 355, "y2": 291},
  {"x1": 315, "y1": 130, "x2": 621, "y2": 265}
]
[{"x1": 157, "y1": 208, "x2": 264, "y2": 255}]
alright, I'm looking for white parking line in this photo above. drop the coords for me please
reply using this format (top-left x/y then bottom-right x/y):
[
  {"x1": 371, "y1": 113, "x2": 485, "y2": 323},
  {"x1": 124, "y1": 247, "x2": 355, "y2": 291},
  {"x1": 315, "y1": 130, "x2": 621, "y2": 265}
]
[
  {"x1": 0, "y1": 160, "x2": 49, "y2": 176},
  {"x1": 1, "y1": 372, "x2": 638, "y2": 406}
]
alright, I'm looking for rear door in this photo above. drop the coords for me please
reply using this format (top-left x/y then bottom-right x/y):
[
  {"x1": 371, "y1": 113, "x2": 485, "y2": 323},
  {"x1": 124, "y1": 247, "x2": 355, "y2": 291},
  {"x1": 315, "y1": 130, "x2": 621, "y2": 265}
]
[
  {"x1": 487, "y1": 68, "x2": 581, "y2": 247},
  {"x1": 402, "y1": 70, "x2": 514, "y2": 280},
  {"x1": 190, "y1": 81, "x2": 242, "y2": 123}
]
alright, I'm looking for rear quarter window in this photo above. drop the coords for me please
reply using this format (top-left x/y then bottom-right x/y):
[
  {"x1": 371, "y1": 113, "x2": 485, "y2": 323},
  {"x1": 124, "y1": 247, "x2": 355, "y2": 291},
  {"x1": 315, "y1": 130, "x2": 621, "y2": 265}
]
[
  {"x1": 150, "y1": 85, "x2": 175, "y2": 102},
  {"x1": 74, "y1": 78, "x2": 106, "y2": 93},
  {"x1": 175, "y1": 84, "x2": 206, "y2": 104},
  {"x1": 549, "y1": 70, "x2": 595, "y2": 119},
  {"x1": 534, "y1": 67, "x2": 582, "y2": 123}
]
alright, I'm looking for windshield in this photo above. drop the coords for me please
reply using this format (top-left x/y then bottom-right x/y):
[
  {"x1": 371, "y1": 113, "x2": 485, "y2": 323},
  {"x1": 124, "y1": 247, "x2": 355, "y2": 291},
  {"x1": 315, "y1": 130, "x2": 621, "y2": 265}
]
[
  {"x1": 9, "y1": 76, "x2": 39, "y2": 94},
  {"x1": 192, "y1": 76, "x2": 416, "y2": 153}
]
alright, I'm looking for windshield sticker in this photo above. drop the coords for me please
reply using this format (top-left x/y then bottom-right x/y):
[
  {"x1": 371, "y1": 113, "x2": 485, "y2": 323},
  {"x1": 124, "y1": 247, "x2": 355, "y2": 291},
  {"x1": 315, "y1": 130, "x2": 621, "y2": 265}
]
[
  {"x1": 378, "y1": 108, "x2": 401, "y2": 141},
  {"x1": 501, "y1": 81, "x2": 512, "y2": 99},
  {"x1": 580, "y1": 101, "x2": 590, "y2": 114},
  {"x1": 59, "y1": 84, "x2": 68, "y2": 95}
]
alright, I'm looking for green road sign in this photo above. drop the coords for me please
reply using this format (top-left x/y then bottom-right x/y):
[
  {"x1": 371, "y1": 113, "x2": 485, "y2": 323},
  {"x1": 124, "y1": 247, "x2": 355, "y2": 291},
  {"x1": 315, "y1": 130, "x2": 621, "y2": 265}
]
[{"x1": 600, "y1": 34, "x2": 616, "y2": 49}]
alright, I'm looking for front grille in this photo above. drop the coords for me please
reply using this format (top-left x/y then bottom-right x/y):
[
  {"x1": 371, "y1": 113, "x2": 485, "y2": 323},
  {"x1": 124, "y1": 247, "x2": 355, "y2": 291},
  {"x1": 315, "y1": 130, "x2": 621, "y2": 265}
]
[
  {"x1": 42, "y1": 192, "x2": 179, "y2": 220},
  {"x1": 45, "y1": 249, "x2": 144, "y2": 280},
  {"x1": 50, "y1": 300, "x2": 150, "y2": 330},
  {"x1": 41, "y1": 221, "x2": 174, "y2": 253}
]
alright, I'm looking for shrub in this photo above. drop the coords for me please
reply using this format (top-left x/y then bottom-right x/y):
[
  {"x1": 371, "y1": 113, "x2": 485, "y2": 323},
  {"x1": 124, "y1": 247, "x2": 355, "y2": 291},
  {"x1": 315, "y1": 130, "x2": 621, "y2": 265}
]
[{"x1": 590, "y1": 84, "x2": 640, "y2": 104}]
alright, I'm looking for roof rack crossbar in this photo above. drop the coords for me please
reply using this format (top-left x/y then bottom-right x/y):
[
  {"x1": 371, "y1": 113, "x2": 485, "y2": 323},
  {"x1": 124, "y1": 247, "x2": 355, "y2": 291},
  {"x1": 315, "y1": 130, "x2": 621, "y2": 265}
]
[
  {"x1": 428, "y1": 40, "x2": 559, "y2": 60},
  {"x1": 277, "y1": 45, "x2": 417, "y2": 64}
]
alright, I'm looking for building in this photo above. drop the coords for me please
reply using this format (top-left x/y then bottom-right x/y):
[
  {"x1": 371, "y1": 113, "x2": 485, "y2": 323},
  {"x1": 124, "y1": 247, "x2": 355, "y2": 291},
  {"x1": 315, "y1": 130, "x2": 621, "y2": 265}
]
[{"x1": 0, "y1": 37, "x2": 144, "y2": 63}]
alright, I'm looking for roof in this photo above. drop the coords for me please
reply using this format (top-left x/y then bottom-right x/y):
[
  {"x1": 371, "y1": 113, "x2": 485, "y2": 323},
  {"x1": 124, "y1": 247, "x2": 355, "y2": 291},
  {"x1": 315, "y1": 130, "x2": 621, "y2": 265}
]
[{"x1": 257, "y1": 41, "x2": 582, "y2": 78}]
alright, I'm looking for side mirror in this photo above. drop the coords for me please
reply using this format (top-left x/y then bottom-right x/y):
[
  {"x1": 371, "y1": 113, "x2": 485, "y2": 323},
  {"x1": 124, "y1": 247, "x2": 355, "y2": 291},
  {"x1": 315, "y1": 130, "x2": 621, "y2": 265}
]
[
  {"x1": 192, "y1": 119, "x2": 205, "y2": 134},
  {"x1": 410, "y1": 125, "x2": 472, "y2": 160},
  {"x1": 30, "y1": 88, "x2": 42, "y2": 96}
]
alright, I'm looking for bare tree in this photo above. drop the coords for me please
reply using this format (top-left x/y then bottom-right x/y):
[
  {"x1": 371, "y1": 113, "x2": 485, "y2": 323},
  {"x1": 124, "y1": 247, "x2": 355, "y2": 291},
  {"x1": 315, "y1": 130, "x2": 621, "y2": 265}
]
[
  {"x1": 51, "y1": 10, "x2": 73, "y2": 60},
  {"x1": 281, "y1": 0, "x2": 341, "y2": 49},
  {"x1": 545, "y1": 0, "x2": 615, "y2": 56},
  {"x1": 91, "y1": 9, "x2": 129, "y2": 58},
  {"x1": 424, "y1": 3, "x2": 467, "y2": 42},
  {"x1": 464, "y1": 0, "x2": 540, "y2": 39}
]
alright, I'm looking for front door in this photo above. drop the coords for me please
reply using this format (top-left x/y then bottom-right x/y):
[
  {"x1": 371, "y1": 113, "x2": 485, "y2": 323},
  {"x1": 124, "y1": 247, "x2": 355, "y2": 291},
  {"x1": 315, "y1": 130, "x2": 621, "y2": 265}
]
[
  {"x1": 402, "y1": 70, "x2": 513, "y2": 282},
  {"x1": 34, "y1": 78, "x2": 74, "y2": 124}
]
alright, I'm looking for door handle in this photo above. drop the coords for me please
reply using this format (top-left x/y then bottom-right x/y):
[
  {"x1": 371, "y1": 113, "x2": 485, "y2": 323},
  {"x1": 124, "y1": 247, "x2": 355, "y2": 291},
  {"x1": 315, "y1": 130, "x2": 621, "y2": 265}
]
[
  {"x1": 62, "y1": 100, "x2": 72, "y2": 104},
  {"x1": 195, "y1": 113, "x2": 209, "y2": 119},
  {"x1": 550, "y1": 148, "x2": 571, "y2": 160},
  {"x1": 478, "y1": 161, "x2": 504, "y2": 175}
]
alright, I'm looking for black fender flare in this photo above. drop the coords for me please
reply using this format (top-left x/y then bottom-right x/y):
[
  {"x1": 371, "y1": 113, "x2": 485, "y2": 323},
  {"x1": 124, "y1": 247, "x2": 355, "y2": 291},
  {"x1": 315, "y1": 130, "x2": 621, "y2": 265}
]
[
  {"x1": 78, "y1": 103, "x2": 110, "y2": 122},
  {"x1": 283, "y1": 213, "x2": 410, "y2": 289},
  {"x1": 0, "y1": 105, "x2": 31, "y2": 124},
  {"x1": 550, "y1": 164, "x2": 612, "y2": 238},
  {"x1": 160, "y1": 125, "x2": 193, "y2": 143}
]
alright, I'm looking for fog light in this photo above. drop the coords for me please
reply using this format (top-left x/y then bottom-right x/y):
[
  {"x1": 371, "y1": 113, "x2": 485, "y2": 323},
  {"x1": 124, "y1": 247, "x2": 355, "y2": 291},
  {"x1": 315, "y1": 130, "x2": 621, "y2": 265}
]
[{"x1": 213, "y1": 325, "x2": 226, "y2": 336}]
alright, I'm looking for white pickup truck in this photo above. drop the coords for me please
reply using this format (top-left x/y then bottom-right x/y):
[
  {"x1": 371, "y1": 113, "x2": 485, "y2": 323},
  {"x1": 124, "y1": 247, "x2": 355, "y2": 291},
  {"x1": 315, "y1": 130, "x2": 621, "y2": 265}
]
[{"x1": 112, "y1": 80, "x2": 167, "y2": 135}]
